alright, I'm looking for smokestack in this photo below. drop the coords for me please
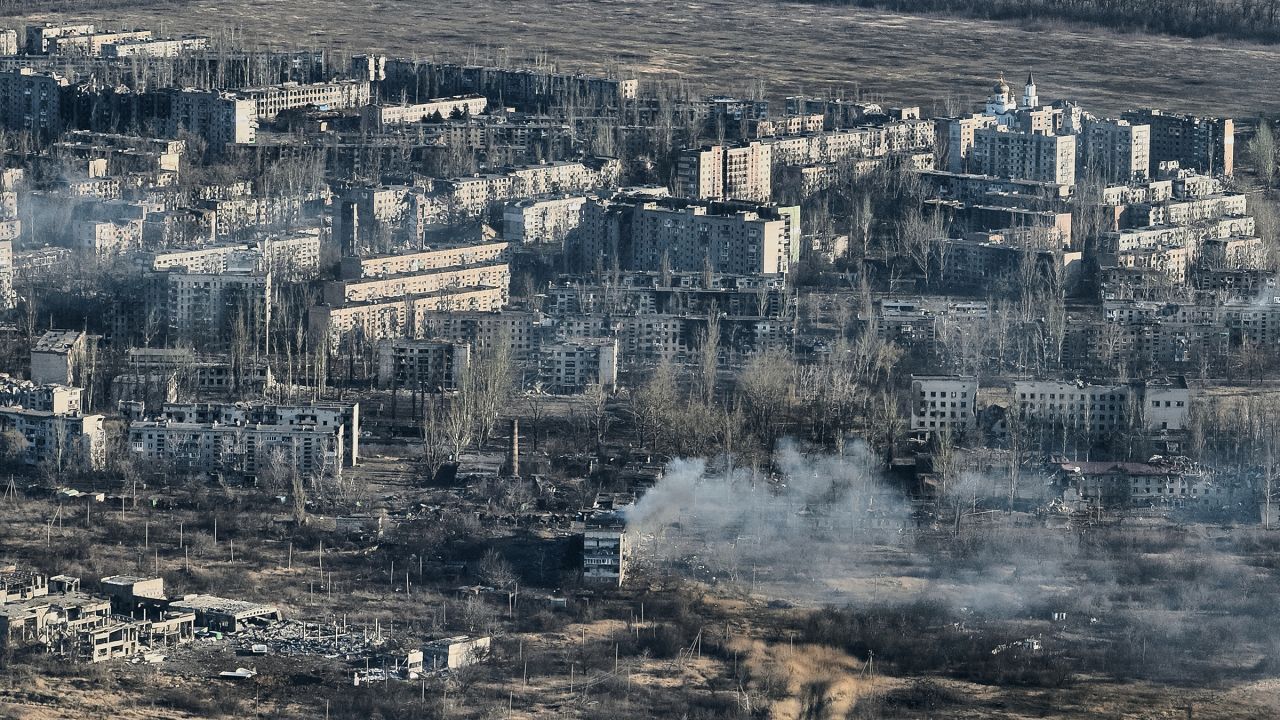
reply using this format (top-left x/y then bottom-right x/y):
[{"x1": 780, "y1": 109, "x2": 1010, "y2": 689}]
[{"x1": 505, "y1": 418, "x2": 520, "y2": 477}]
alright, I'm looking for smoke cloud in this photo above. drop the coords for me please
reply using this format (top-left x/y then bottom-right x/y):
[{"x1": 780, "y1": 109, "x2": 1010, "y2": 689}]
[
  {"x1": 626, "y1": 439, "x2": 1090, "y2": 613},
  {"x1": 626, "y1": 439, "x2": 913, "y2": 602}
]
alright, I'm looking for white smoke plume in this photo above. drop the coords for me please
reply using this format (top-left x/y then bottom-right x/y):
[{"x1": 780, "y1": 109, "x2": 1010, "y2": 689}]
[{"x1": 625, "y1": 440, "x2": 913, "y2": 602}]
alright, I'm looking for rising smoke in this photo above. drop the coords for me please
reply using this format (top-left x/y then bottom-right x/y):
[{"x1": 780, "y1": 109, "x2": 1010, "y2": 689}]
[
  {"x1": 625, "y1": 439, "x2": 914, "y2": 601},
  {"x1": 625, "y1": 439, "x2": 1091, "y2": 612}
]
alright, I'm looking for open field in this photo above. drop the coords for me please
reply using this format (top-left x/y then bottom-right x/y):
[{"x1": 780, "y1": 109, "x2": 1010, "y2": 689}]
[{"x1": 9, "y1": 0, "x2": 1280, "y2": 117}]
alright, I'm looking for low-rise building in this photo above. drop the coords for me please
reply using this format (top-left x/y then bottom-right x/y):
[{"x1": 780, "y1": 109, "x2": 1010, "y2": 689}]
[
  {"x1": 422, "y1": 635, "x2": 491, "y2": 670},
  {"x1": 1011, "y1": 376, "x2": 1190, "y2": 439},
  {"x1": 167, "y1": 595, "x2": 281, "y2": 632},
  {"x1": 362, "y1": 95, "x2": 487, "y2": 128},
  {"x1": 1054, "y1": 458, "x2": 1226, "y2": 512},
  {"x1": 238, "y1": 80, "x2": 371, "y2": 120}
]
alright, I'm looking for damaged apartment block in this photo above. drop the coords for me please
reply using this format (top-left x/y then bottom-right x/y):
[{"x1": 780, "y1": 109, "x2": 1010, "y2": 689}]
[
  {"x1": 578, "y1": 493, "x2": 634, "y2": 587},
  {"x1": 0, "y1": 568, "x2": 279, "y2": 662}
]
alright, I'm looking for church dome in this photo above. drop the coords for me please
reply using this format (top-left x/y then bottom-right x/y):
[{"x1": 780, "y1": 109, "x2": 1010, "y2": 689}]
[{"x1": 993, "y1": 77, "x2": 1010, "y2": 95}]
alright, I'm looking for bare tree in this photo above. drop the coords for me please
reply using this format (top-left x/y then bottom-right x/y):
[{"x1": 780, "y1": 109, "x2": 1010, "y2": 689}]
[
  {"x1": 478, "y1": 548, "x2": 516, "y2": 590},
  {"x1": 630, "y1": 359, "x2": 680, "y2": 455},
  {"x1": 419, "y1": 393, "x2": 450, "y2": 484},
  {"x1": 697, "y1": 309, "x2": 721, "y2": 406},
  {"x1": 737, "y1": 350, "x2": 797, "y2": 454},
  {"x1": 1250, "y1": 119, "x2": 1276, "y2": 189}
]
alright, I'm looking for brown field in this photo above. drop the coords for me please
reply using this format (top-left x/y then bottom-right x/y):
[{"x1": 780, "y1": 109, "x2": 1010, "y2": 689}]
[{"x1": 8, "y1": 0, "x2": 1280, "y2": 117}]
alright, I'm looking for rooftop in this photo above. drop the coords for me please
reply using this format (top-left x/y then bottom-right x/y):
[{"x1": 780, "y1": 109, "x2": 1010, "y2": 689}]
[
  {"x1": 33, "y1": 330, "x2": 85, "y2": 353},
  {"x1": 170, "y1": 594, "x2": 278, "y2": 616}
]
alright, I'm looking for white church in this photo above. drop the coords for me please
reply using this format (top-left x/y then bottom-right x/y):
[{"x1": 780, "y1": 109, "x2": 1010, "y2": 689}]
[{"x1": 984, "y1": 71, "x2": 1039, "y2": 127}]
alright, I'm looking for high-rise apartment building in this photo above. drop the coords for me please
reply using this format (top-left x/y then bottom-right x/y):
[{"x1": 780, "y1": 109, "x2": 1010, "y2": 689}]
[
  {"x1": 577, "y1": 195, "x2": 799, "y2": 276},
  {"x1": 676, "y1": 141, "x2": 772, "y2": 203},
  {"x1": 972, "y1": 127, "x2": 1076, "y2": 185},
  {"x1": 1079, "y1": 118, "x2": 1151, "y2": 183},
  {"x1": 1122, "y1": 109, "x2": 1234, "y2": 177},
  {"x1": 0, "y1": 69, "x2": 68, "y2": 137}
]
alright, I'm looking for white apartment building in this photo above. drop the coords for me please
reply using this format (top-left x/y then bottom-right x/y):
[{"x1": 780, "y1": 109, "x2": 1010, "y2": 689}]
[
  {"x1": 363, "y1": 95, "x2": 487, "y2": 128},
  {"x1": 627, "y1": 202, "x2": 795, "y2": 275},
  {"x1": 124, "y1": 348, "x2": 272, "y2": 395},
  {"x1": 1129, "y1": 193, "x2": 1248, "y2": 227},
  {"x1": 162, "y1": 270, "x2": 271, "y2": 350},
  {"x1": 310, "y1": 286, "x2": 507, "y2": 350},
  {"x1": 676, "y1": 142, "x2": 772, "y2": 203},
  {"x1": 146, "y1": 245, "x2": 254, "y2": 273},
  {"x1": 1104, "y1": 216, "x2": 1252, "y2": 253},
  {"x1": 1116, "y1": 245, "x2": 1192, "y2": 283},
  {"x1": 910, "y1": 375, "x2": 978, "y2": 436},
  {"x1": 262, "y1": 228, "x2": 324, "y2": 280},
  {"x1": 47, "y1": 30, "x2": 152, "y2": 56},
  {"x1": 147, "y1": 400, "x2": 359, "y2": 467},
  {"x1": 765, "y1": 123, "x2": 933, "y2": 167},
  {"x1": 340, "y1": 242, "x2": 510, "y2": 279},
  {"x1": 237, "y1": 80, "x2": 371, "y2": 120},
  {"x1": 437, "y1": 160, "x2": 621, "y2": 220},
  {"x1": 25, "y1": 23, "x2": 96, "y2": 54},
  {"x1": 1079, "y1": 118, "x2": 1150, "y2": 183},
  {"x1": 324, "y1": 263, "x2": 510, "y2": 305},
  {"x1": 503, "y1": 196, "x2": 587, "y2": 245},
  {"x1": 128, "y1": 420, "x2": 342, "y2": 479},
  {"x1": 419, "y1": 310, "x2": 546, "y2": 363},
  {"x1": 937, "y1": 113, "x2": 1000, "y2": 174},
  {"x1": 582, "y1": 518, "x2": 629, "y2": 586},
  {"x1": 0, "y1": 376, "x2": 82, "y2": 414},
  {"x1": 972, "y1": 127, "x2": 1076, "y2": 185},
  {"x1": 74, "y1": 220, "x2": 143, "y2": 256},
  {"x1": 101, "y1": 36, "x2": 209, "y2": 58},
  {"x1": 0, "y1": 239, "x2": 12, "y2": 311},
  {"x1": 1011, "y1": 377, "x2": 1190, "y2": 437}
]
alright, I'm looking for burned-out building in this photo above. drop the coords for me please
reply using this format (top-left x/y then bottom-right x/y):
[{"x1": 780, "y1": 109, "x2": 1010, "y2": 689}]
[
  {"x1": 578, "y1": 493, "x2": 634, "y2": 586},
  {"x1": 168, "y1": 595, "x2": 282, "y2": 632}
]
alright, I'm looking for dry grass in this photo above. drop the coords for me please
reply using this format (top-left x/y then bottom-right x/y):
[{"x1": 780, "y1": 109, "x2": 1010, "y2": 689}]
[{"x1": 6, "y1": 0, "x2": 1279, "y2": 117}]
